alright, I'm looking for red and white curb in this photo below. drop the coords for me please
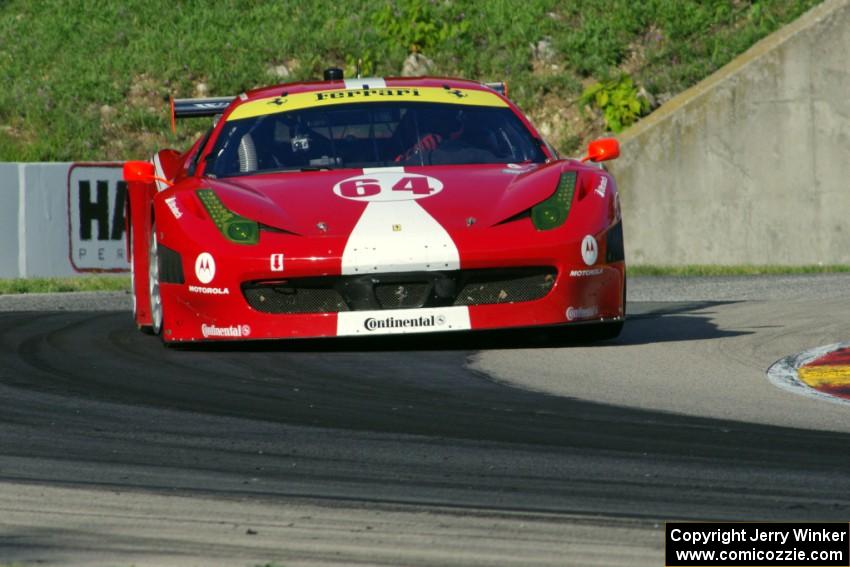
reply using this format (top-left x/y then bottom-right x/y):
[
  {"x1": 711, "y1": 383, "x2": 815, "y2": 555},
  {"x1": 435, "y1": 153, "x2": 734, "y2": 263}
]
[{"x1": 767, "y1": 341, "x2": 850, "y2": 407}]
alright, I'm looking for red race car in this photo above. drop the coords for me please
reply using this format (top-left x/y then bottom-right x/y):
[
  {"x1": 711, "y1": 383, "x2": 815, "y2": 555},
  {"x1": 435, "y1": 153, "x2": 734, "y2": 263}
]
[{"x1": 124, "y1": 70, "x2": 625, "y2": 344}]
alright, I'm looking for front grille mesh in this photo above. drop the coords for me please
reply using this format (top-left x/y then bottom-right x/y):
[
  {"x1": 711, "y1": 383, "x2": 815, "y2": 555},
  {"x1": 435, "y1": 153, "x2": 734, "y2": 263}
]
[
  {"x1": 243, "y1": 267, "x2": 556, "y2": 314},
  {"x1": 243, "y1": 284, "x2": 349, "y2": 314},
  {"x1": 454, "y1": 270, "x2": 556, "y2": 306},
  {"x1": 374, "y1": 282, "x2": 432, "y2": 309}
]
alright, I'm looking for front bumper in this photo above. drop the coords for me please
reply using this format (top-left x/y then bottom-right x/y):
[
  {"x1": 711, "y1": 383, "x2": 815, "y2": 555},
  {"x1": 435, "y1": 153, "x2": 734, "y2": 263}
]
[
  {"x1": 155, "y1": 210, "x2": 625, "y2": 343},
  {"x1": 159, "y1": 263, "x2": 624, "y2": 343}
]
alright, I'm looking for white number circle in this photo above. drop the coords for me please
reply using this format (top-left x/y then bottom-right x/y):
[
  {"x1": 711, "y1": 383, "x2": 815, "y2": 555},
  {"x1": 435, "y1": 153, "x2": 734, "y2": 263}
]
[{"x1": 333, "y1": 172, "x2": 443, "y2": 202}]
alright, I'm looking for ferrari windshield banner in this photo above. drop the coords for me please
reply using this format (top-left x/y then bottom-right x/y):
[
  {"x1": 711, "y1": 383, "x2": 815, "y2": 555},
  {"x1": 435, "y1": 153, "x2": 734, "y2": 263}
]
[
  {"x1": 227, "y1": 86, "x2": 508, "y2": 121},
  {"x1": 68, "y1": 163, "x2": 129, "y2": 272}
]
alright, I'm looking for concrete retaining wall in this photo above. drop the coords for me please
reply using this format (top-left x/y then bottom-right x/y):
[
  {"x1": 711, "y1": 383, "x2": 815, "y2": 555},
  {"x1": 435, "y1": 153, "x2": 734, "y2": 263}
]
[{"x1": 609, "y1": 0, "x2": 850, "y2": 265}]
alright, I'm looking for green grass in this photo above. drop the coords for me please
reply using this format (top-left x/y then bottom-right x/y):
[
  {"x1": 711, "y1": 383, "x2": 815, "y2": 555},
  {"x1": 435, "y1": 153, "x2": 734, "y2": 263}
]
[
  {"x1": 628, "y1": 265, "x2": 850, "y2": 277},
  {"x1": 0, "y1": 276, "x2": 131, "y2": 294},
  {"x1": 0, "y1": 0, "x2": 823, "y2": 159}
]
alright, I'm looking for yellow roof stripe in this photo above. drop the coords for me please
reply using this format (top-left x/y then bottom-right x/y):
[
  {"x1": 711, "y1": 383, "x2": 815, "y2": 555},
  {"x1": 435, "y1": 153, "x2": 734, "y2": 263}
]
[{"x1": 228, "y1": 86, "x2": 507, "y2": 121}]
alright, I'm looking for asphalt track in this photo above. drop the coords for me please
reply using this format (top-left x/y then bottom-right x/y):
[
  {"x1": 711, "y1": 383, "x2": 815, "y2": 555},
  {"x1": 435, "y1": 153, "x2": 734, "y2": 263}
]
[{"x1": 2, "y1": 274, "x2": 850, "y2": 566}]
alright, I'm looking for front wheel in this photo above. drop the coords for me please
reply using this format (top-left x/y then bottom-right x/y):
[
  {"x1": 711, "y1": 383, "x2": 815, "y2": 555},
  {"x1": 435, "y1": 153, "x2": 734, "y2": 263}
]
[{"x1": 148, "y1": 221, "x2": 164, "y2": 336}]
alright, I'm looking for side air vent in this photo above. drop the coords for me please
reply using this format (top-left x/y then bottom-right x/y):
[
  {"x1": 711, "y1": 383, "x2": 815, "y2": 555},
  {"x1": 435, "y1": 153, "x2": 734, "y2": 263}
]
[
  {"x1": 606, "y1": 221, "x2": 625, "y2": 263},
  {"x1": 158, "y1": 243, "x2": 185, "y2": 284}
]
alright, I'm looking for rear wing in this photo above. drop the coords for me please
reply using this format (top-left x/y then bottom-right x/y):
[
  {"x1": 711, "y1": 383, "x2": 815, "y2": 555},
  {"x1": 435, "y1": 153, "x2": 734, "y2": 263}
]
[
  {"x1": 169, "y1": 96, "x2": 236, "y2": 132},
  {"x1": 483, "y1": 82, "x2": 508, "y2": 97}
]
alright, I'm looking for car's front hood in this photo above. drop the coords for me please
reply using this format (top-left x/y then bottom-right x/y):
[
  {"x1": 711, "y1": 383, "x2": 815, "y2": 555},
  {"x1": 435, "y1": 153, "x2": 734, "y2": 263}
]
[{"x1": 207, "y1": 162, "x2": 567, "y2": 238}]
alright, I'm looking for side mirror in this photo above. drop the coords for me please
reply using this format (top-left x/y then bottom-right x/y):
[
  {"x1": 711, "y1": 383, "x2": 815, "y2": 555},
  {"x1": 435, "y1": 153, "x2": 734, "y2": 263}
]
[
  {"x1": 123, "y1": 160, "x2": 173, "y2": 188},
  {"x1": 581, "y1": 138, "x2": 620, "y2": 163},
  {"x1": 123, "y1": 160, "x2": 156, "y2": 182}
]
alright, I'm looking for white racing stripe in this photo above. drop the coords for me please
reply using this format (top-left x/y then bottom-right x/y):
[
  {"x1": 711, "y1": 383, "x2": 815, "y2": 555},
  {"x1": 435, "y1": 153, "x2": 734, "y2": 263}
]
[
  {"x1": 344, "y1": 77, "x2": 386, "y2": 90},
  {"x1": 341, "y1": 200, "x2": 460, "y2": 274},
  {"x1": 341, "y1": 166, "x2": 460, "y2": 275},
  {"x1": 338, "y1": 166, "x2": 468, "y2": 336},
  {"x1": 362, "y1": 166, "x2": 404, "y2": 174},
  {"x1": 338, "y1": 306, "x2": 471, "y2": 336}
]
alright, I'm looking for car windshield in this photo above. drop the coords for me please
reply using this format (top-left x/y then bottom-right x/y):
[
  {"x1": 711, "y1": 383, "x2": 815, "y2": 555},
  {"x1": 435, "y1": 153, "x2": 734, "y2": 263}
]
[{"x1": 205, "y1": 102, "x2": 547, "y2": 177}]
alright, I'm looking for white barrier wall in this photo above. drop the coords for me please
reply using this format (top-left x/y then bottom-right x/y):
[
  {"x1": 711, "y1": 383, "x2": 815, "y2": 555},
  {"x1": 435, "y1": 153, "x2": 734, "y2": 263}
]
[{"x1": 0, "y1": 163, "x2": 129, "y2": 278}]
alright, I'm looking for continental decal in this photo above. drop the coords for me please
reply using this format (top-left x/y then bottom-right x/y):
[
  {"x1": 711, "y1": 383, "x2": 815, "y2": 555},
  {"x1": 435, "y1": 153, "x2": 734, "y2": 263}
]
[{"x1": 227, "y1": 86, "x2": 508, "y2": 121}]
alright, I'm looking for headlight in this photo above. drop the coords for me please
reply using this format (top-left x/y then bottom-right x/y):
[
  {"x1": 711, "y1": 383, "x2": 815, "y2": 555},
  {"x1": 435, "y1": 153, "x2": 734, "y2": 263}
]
[
  {"x1": 531, "y1": 171, "x2": 576, "y2": 231},
  {"x1": 196, "y1": 189, "x2": 259, "y2": 245}
]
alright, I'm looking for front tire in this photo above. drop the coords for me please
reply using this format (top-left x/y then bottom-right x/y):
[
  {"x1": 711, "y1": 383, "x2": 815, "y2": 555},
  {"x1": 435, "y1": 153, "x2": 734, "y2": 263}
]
[
  {"x1": 148, "y1": 221, "x2": 164, "y2": 336},
  {"x1": 130, "y1": 215, "x2": 154, "y2": 334}
]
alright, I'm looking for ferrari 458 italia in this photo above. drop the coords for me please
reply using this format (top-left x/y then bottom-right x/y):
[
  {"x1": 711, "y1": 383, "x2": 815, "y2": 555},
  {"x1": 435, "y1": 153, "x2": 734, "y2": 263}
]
[{"x1": 123, "y1": 69, "x2": 626, "y2": 343}]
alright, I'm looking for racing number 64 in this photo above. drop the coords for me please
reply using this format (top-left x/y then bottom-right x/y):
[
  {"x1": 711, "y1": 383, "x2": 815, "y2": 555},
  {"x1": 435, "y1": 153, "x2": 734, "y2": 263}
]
[{"x1": 333, "y1": 172, "x2": 444, "y2": 202}]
